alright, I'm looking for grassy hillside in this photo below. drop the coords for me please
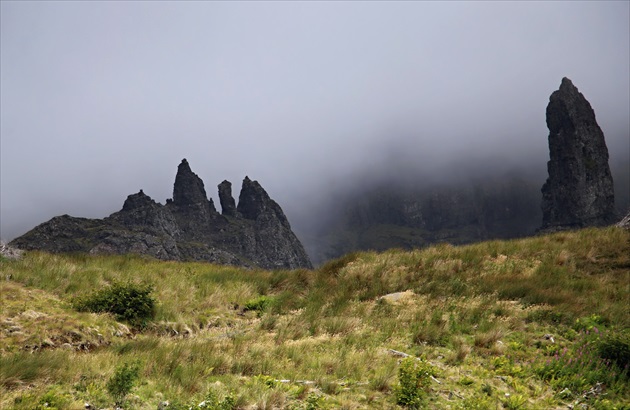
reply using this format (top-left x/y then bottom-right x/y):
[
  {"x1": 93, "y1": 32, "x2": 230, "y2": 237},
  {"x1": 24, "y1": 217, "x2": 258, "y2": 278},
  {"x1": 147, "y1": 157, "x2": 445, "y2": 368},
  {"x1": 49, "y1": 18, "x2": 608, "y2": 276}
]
[{"x1": 1, "y1": 227, "x2": 628, "y2": 409}]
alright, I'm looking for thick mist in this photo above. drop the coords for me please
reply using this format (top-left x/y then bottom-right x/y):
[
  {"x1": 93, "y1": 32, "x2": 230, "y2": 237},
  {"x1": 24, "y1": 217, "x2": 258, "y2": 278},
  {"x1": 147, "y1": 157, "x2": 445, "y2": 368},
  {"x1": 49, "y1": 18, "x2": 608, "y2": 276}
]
[{"x1": 2, "y1": 2, "x2": 629, "y2": 254}]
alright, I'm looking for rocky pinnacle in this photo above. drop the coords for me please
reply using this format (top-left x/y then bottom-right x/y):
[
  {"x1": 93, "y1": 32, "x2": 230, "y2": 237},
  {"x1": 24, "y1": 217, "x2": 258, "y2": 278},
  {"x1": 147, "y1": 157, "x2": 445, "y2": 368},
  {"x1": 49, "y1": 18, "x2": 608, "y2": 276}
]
[
  {"x1": 218, "y1": 180, "x2": 238, "y2": 217},
  {"x1": 172, "y1": 158, "x2": 216, "y2": 213},
  {"x1": 541, "y1": 77, "x2": 616, "y2": 230}
]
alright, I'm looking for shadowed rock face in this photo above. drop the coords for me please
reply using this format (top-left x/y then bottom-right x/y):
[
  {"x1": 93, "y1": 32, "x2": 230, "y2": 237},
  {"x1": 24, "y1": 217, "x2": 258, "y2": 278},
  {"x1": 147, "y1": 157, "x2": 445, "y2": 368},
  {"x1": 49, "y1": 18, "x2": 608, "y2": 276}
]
[
  {"x1": 218, "y1": 180, "x2": 238, "y2": 217},
  {"x1": 541, "y1": 77, "x2": 616, "y2": 231},
  {"x1": 10, "y1": 159, "x2": 312, "y2": 270},
  {"x1": 302, "y1": 175, "x2": 543, "y2": 264}
]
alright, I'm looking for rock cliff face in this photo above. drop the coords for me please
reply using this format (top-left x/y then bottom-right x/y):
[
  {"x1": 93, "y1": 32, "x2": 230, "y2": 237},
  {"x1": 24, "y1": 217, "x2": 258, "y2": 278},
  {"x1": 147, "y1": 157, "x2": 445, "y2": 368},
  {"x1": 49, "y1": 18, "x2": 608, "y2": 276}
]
[
  {"x1": 541, "y1": 77, "x2": 616, "y2": 230},
  {"x1": 305, "y1": 175, "x2": 543, "y2": 264},
  {"x1": 10, "y1": 160, "x2": 312, "y2": 269}
]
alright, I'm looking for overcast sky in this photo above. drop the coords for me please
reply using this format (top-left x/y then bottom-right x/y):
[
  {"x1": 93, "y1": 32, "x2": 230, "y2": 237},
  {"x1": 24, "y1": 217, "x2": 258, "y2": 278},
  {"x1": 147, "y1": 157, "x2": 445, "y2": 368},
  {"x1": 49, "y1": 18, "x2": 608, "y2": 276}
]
[{"x1": 1, "y1": 1, "x2": 629, "y2": 241}]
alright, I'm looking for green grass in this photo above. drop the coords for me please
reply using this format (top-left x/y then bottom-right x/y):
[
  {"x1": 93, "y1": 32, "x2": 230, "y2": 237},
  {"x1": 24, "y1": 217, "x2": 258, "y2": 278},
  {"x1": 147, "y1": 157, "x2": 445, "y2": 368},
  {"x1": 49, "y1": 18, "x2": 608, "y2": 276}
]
[{"x1": 0, "y1": 226, "x2": 628, "y2": 409}]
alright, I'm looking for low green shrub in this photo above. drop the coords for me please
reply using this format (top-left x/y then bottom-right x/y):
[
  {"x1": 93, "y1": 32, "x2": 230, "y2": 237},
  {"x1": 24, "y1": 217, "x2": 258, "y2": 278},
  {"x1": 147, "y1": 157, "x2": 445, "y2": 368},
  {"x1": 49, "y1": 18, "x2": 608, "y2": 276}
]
[
  {"x1": 574, "y1": 314, "x2": 609, "y2": 332},
  {"x1": 597, "y1": 330, "x2": 630, "y2": 373},
  {"x1": 72, "y1": 281, "x2": 156, "y2": 327},
  {"x1": 395, "y1": 357, "x2": 437, "y2": 408},
  {"x1": 198, "y1": 389, "x2": 235, "y2": 410},
  {"x1": 107, "y1": 361, "x2": 140, "y2": 407},
  {"x1": 244, "y1": 295, "x2": 273, "y2": 314},
  {"x1": 32, "y1": 386, "x2": 72, "y2": 410},
  {"x1": 535, "y1": 328, "x2": 629, "y2": 397},
  {"x1": 502, "y1": 393, "x2": 527, "y2": 410}
]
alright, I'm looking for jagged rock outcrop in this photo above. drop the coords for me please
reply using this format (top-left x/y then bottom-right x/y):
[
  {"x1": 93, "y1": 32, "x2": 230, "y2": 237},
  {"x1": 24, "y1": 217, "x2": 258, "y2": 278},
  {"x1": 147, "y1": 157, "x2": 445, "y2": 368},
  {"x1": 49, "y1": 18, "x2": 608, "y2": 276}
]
[
  {"x1": 0, "y1": 240, "x2": 24, "y2": 260},
  {"x1": 218, "y1": 180, "x2": 238, "y2": 217},
  {"x1": 232, "y1": 176, "x2": 312, "y2": 269},
  {"x1": 10, "y1": 159, "x2": 312, "y2": 269},
  {"x1": 541, "y1": 77, "x2": 616, "y2": 231}
]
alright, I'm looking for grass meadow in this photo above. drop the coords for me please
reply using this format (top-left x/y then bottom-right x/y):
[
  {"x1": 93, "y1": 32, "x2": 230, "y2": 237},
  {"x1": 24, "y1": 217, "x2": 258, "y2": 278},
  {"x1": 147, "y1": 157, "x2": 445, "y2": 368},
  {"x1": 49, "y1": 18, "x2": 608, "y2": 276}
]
[{"x1": 1, "y1": 227, "x2": 628, "y2": 409}]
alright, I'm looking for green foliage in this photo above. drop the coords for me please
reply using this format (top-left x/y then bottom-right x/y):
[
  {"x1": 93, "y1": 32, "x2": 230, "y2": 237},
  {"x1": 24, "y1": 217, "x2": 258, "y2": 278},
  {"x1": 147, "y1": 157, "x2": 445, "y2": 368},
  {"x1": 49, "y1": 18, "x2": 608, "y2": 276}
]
[
  {"x1": 597, "y1": 330, "x2": 630, "y2": 371},
  {"x1": 304, "y1": 393, "x2": 323, "y2": 410},
  {"x1": 198, "y1": 389, "x2": 235, "y2": 410},
  {"x1": 395, "y1": 357, "x2": 437, "y2": 408},
  {"x1": 73, "y1": 281, "x2": 156, "y2": 327},
  {"x1": 502, "y1": 393, "x2": 527, "y2": 409},
  {"x1": 457, "y1": 394, "x2": 495, "y2": 409},
  {"x1": 2, "y1": 227, "x2": 629, "y2": 408},
  {"x1": 574, "y1": 314, "x2": 609, "y2": 332},
  {"x1": 253, "y1": 374, "x2": 279, "y2": 388},
  {"x1": 33, "y1": 386, "x2": 72, "y2": 410},
  {"x1": 459, "y1": 376, "x2": 475, "y2": 386},
  {"x1": 535, "y1": 328, "x2": 629, "y2": 396},
  {"x1": 106, "y1": 361, "x2": 140, "y2": 406},
  {"x1": 244, "y1": 295, "x2": 273, "y2": 315}
]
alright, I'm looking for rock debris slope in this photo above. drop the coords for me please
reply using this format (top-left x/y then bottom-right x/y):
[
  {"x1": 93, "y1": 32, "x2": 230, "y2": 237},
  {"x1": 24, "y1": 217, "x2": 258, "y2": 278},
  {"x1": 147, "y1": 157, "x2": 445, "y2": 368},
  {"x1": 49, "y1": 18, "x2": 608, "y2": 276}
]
[{"x1": 10, "y1": 159, "x2": 313, "y2": 269}]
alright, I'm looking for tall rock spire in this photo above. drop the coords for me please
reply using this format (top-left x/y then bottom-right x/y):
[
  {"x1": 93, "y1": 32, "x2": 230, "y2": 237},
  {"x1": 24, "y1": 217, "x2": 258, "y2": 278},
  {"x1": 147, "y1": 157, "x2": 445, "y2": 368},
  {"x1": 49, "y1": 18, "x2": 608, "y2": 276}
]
[
  {"x1": 218, "y1": 180, "x2": 238, "y2": 217},
  {"x1": 541, "y1": 78, "x2": 616, "y2": 230},
  {"x1": 237, "y1": 176, "x2": 273, "y2": 221},
  {"x1": 172, "y1": 159, "x2": 216, "y2": 212}
]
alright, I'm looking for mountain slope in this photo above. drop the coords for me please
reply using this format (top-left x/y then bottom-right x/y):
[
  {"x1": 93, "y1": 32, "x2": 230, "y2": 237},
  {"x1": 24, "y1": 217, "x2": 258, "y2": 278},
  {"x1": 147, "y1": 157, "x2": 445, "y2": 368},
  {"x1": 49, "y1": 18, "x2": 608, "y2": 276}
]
[{"x1": 1, "y1": 227, "x2": 628, "y2": 409}]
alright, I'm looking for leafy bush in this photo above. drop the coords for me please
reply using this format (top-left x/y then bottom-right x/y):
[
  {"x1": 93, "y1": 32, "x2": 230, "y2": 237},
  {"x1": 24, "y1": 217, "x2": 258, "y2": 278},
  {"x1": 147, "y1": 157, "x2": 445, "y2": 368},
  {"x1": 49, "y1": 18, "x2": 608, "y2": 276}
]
[
  {"x1": 395, "y1": 357, "x2": 437, "y2": 408},
  {"x1": 535, "y1": 328, "x2": 629, "y2": 395},
  {"x1": 72, "y1": 281, "x2": 156, "y2": 327},
  {"x1": 574, "y1": 314, "x2": 609, "y2": 332},
  {"x1": 244, "y1": 295, "x2": 273, "y2": 316},
  {"x1": 107, "y1": 361, "x2": 140, "y2": 406},
  {"x1": 34, "y1": 386, "x2": 72, "y2": 410},
  {"x1": 597, "y1": 330, "x2": 630, "y2": 373},
  {"x1": 198, "y1": 389, "x2": 235, "y2": 410},
  {"x1": 502, "y1": 394, "x2": 527, "y2": 410}
]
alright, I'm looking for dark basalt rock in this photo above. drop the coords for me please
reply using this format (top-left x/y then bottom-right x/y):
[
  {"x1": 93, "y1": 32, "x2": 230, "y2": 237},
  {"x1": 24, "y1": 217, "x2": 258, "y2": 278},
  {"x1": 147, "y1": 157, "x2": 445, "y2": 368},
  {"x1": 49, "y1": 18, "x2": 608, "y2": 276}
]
[
  {"x1": 237, "y1": 176, "x2": 288, "y2": 227},
  {"x1": 173, "y1": 159, "x2": 211, "y2": 208},
  {"x1": 170, "y1": 159, "x2": 217, "y2": 219},
  {"x1": 540, "y1": 77, "x2": 616, "y2": 231},
  {"x1": 232, "y1": 176, "x2": 312, "y2": 269},
  {"x1": 10, "y1": 159, "x2": 312, "y2": 269},
  {"x1": 307, "y1": 176, "x2": 543, "y2": 264},
  {"x1": 218, "y1": 180, "x2": 238, "y2": 217}
]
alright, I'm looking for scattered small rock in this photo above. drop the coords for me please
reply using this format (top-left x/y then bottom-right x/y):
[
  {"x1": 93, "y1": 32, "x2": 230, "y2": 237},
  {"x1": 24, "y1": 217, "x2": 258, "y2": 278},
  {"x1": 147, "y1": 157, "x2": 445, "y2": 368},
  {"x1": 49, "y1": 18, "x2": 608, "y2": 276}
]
[
  {"x1": 583, "y1": 382, "x2": 603, "y2": 399},
  {"x1": 616, "y1": 210, "x2": 630, "y2": 229},
  {"x1": 379, "y1": 290, "x2": 414, "y2": 303},
  {"x1": 0, "y1": 240, "x2": 23, "y2": 260}
]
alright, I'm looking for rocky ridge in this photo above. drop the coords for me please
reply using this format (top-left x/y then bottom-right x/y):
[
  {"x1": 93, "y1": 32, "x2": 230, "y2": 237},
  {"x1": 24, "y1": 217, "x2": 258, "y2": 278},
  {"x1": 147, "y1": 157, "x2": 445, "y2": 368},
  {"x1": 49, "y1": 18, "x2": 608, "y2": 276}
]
[{"x1": 10, "y1": 159, "x2": 312, "y2": 269}]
